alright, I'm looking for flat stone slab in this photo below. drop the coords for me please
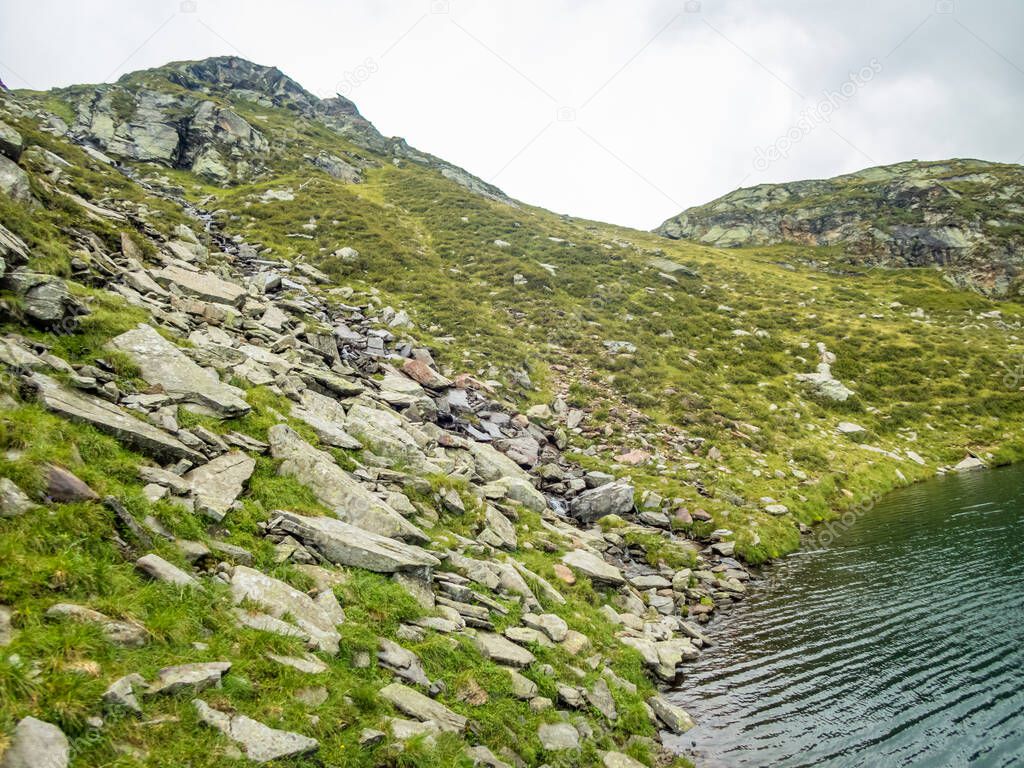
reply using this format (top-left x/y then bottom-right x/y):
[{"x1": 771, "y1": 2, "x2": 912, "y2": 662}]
[
  {"x1": 152, "y1": 264, "x2": 247, "y2": 307},
  {"x1": 193, "y1": 699, "x2": 319, "y2": 762},
  {"x1": 647, "y1": 694, "x2": 696, "y2": 734},
  {"x1": 561, "y1": 549, "x2": 625, "y2": 586},
  {"x1": 268, "y1": 424, "x2": 426, "y2": 542},
  {"x1": 28, "y1": 372, "x2": 203, "y2": 463},
  {"x1": 185, "y1": 451, "x2": 255, "y2": 521},
  {"x1": 0, "y1": 716, "x2": 69, "y2": 768},
  {"x1": 45, "y1": 603, "x2": 146, "y2": 648},
  {"x1": 538, "y1": 722, "x2": 579, "y2": 750},
  {"x1": 135, "y1": 553, "x2": 200, "y2": 587},
  {"x1": 146, "y1": 661, "x2": 231, "y2": 696},
  {"x1": 291, "y1": 389, "x2": 362, "y2": 449},
  {"x1": 230, "y1": 566, "x2": 340, "y2": 654},
  {"x1": 471, "y1": 631, "x2": 536, "y2": 668},
  {"x1": 268, "y1": 510, "x2": 440, "y2": 574},
  {"x1": 265, "y1": 652, "x2": 328, "y2": 674},
  {"x1": 379, "y1": 682, "x2": 467, "y2": 733},
  {"x1": 108, "y1": 324, "x2": 249, "y2": 417}
]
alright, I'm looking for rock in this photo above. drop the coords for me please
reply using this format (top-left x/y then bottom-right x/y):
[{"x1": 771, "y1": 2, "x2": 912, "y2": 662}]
[
  {"x1": 0, "y1": 477, "x2": 37, "y2": 517},
  {"x1": 522, "y1": 613, "x2": 568, "y2": 642},
  {"x1": 44, "y1": 465, "x2": 98, "y2": 503},
  {"x1": 45, "y1": 603, "x2": 146, "y2": 647},
  {"x1": 537, "y1": 722, "x2": 579, "y2": 751},
  {"x1": 311, "y1": 151, "x2": 361, "y2": 182},
  {"x1": 954, "y1": 456, "x2": 986, "y2": 472},
  {"x1": 465, "y1": 441, "x2": 546, "y2": 512},
  {"x1": 103, "y1": 673, "x2": 146, "y2": 714},
  {"x1": 293, "y1": 685, "x2": 329, "y2": 707},
  {"x1": 291, "y1": 389, "x2": 362, "y2": 450},
  {"x1": 184, "y1": 451, "x2": 255, "y2": 521},
  {"x1": 0, "y1": 121, "x2": 23, "y2": 161},
  {"x1": 343, "y1": 402, "x2": 437, "y2": 471},
  {"x1": 647, "y1": 694, "x2": 696, "y2": 734},
  {"x1": 560, "y1": 629, "x2": 591, "y2": 656},
  {"x1": 603, "y1": 751, "x2": 646, "y2": 768},
  {"x1": 230, "y1": 566, "x2": 341, "y2": 654},
  {"x1": 481, "y1": 505, "x2": 517, "y2": 550},
  {"x1": 587, "y1": 678, "x2": 618, "y2": 722},
  {"x1": 471, "y1": 631, "x2": 536, "y2": 668},
  {"x1": 109, "y1": 324, "x2": 249, "y2": 417},
  {"x1": 152, "y1": 265, "x2": 246, "y2": 306},
  {"x1": 466, "y1": 745, "x2": 511, "y2": 768},
  {"x1": 561, "y1": 550, "x2": 625, "y2": 586},
  {"x1": 146, "y1": 661, "x2": 231, "y2": 696},
  {"x1": 268, "y1": 424, "x2": 426, "y2": 542},
  {"x1": 507, "y1": 668, "x2": 538, "y2": 699},
  {"x1": 569, "y1": 481, "x2": 635, "y2": 523},
  {"x1": 267, "y1": 510, "x2": 440, "y2": 574},
  {"x1": 837, "y1": 421, "x2": 866, "y2": 435},
  {"x1": 552, "y1": 563, "x2": 576, "y2": 584},
  {"x1": 3, "y1": 270, "x2": 86, "y2": 327},
  {"x1": 378, "y1": 638, "x2": 431, "y2": 687},
  {"x1": 193, "y1": 699, "x2": 319, "y2": 762},
  {"x1": 358, "y1": 728, "x2": 386, "y2": 747},
  {"x1": 0, "y1": 606, "x2": 12, "y2": 647},
  {"x1": 379, "y1": 682, "x2": 467, "y2": 733},
  {"x1": 384, "y1": 716, "x2": 440, "y2": 742},
  {"x1": 265, "y1": 652, "x2": 328, "y2": 674},
  {"x1": 135, "y1": 553, "x2": 200, "y2": 587},
  {"x1": 28, "y1": 373, "x2": 204, "y2": 463},
  {"x1": 401, "y1": 359, "x2": 453, "y2": 389},
  {"x1": 0, "y1": 155, "x2": 31, "y2": 204},
  {"x1": 0, "y1": 717, "x2": 69, "y2": 768}
]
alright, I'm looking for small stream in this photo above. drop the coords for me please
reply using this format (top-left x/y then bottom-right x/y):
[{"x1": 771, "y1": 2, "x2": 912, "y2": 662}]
[{"x1": 668, "y1": 464, "x2": 1024, "y2": 767}]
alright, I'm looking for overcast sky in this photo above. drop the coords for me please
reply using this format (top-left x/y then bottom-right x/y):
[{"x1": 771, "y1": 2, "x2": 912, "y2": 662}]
[{"x1": 2, "y1": 0, "x2": 1022, "y2": 228}]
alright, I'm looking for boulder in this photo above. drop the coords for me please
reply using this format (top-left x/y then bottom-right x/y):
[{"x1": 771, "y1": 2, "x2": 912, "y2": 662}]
[
  {"x1": 401, "y1": 358, "x2": 452, "y2": 389},
  {"x1": 379, "y1": 682, "x2": 467, "y2": 733},
  {"x1": 0, "y1": 478, "x2": 36, "y2": 517},
  {"x1": 184, "y1": 451, "x2": 255, "y2": 521},
  {"x1": 471, "y1": 631, "x2": 536, "y2": 668},
  {"x1": 561, "y1": 550, "x2": 625, "y2": 586},
  {"x1": 3, "y1": 270, "x2": 85, "y2": 327},
  {"x1": 268, "y1": 424, "x2": 426, "y2": 542},
  {"x1": 135, "y1": 553, "x2": 200, "y2": 587},
  {"x1": 146, "y1": 661, "x2": 231, "y2": 696},
  {"x1": 193, "y1": 699, "x2": 318, "y2": 762},
  {"x1": 28, "y1": 374, "x2": 202, "y2": 464},
  {"x1": 522, "y1": 612, "x2": 568, "y2": 642},
  {"x1": 0, "y1": 121, "x2": 23, "y2": 161},
  {"x1": 267, "y1": 510, "x2": 440, "y2": 574},
  {"x1": 152, "y1": 265, "x2": 247, "y2": 306},
  {"x1": 44, "y1": 465, "x2": 98, "y2": 503},
  {"x1": 0, "y1": 155, "x2": 31, "y2": 205},
  {"x1": 230, "y1": 566, "x2": 341, "y2": 654},
  {"x1": 0, "y1": 717, "x2": 69, "y2": 768},
  {"x1": 465, "y1": 441, "x2": 546, "y2": 512},
  {"x1": 603, "y1": 752, "x2": 646, "y2": 768},
  {"x1": 103, "y1": 673, "x2": 146, "y2": 714},
  {"x1": 45, "y1": 603, "x2": 146, "y2": 647},
  {"x1": 647, "y1": 694, "x2": 696, "y2": 734},
  {"x1": 378, "y1": 638, "x2": 431, "y2": 687},
  {"x1": 108, "y1": 324, "x2": 249, "y2": 417},
  {"x1": 569, "y1": 481, "x2": 634, "y2": 523},
  {"x1": 537, "y1": 722, "x2": 579, "y2": 751},
  {"x1": 291, "y1": 389, "x2": 362, "y2": 449}
]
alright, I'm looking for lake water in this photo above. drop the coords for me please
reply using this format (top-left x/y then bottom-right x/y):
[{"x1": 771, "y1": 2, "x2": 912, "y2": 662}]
[{"x1": 668, "y1": 464, "x2": 1024, "y2": 767}]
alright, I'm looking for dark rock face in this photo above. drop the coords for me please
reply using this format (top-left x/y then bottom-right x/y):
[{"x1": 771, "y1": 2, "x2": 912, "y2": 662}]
[{"x1": 656, "y1": 159, "x2": 1024, "y2": 296}]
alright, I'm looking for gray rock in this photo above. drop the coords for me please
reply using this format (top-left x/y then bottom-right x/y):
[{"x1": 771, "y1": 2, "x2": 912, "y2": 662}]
[
  {"x1": 152, "y1": 265, "x2": 247, "y2": 306},
  {"x1": 0, "y1": 606, "x2": 12, "y2": 647},
  {"x1": 28, "y1": 372, "x2": 204, "y2": 463},
  {"x1": 0, "y1": 155, "x2": 31, "y2": 205},
  {"x1": 0, "y1": 477, "x2": 37, "y2": 517},
  {"x1": 103, "y1": 673, "x2": 146, "y2": 714},
  {"x1": 522, "y1": 613, "x2": 568, "y2": 643},
  {"x1": 135, "y1": 553, "x2": 200, "y2": 587},
  {"x1": 268, "y1": 425, "x2": 426, "y2": 542},
  {"x1": 569, "y1": 481, "x2": 635, "y2": 522},
  {"x1": 481, "y1": 505, "x2": 517, "y2": 550},
  {"x1": 647, "y1": 694, "x2": 696, "y2": 734},
  {"x1": 0, "y1": 121, "x2": 23, "y2": 161},
  {"x1": 268, "y1": 510, "x2": 440, "y2": 574},
  {"x1": 265, "y1": 652, "x2": 328, "y2": 674},
  {"x1": 193, "y1": 699, "x2": 318, "y2": 762},
  {"x1": 379, "y1": 682, "x2": 467, "y2": 733},
  {"x1": 537, "y1": 722, "x2": 579, "y2": 751},
  {"x1": 378, "y1": 638, "x2": 431, "y2": 687},
  {"x1": 471, "y1": 631, "x2": 536, "y2": 668},
  {"x1": 586, "y1": 677, "x2": 618, "y2": 722},
  {"x1": 507, "y1": 668, "x2": 538, "y2": 699},
  {"x1": 561, "y1": 550, "x2": 625, "y2": 586},
  {"x1": 184, "y1": 451, "x2": 255, "y2": 521},
  {"x1": 291, "y1": 389, "x2": 362, "y2": 450},
  {"x1": 3, "y1": 270, "x2": 84, "y2": 327},
  {"x1": 230, "y1": 566, "x2": 341, "y2": 654},
  {"x1": 465, "y1": 441, "x2": 546, "y2": 512},
  {"x1": 108, "y1": 324, "x2": 249, "y2": 417},
  {"x1": 45, "y1": 603, "x2": 147, "y2": 647},
  {"x1": 603, "y1": 751, "x2": 646, "y2": 768},
  {"x1": 44, "y1": 465, "x2": 97, "y2": 503},
  {"x1": 954, "y1": 456, "x2": 986, "y2": 472},
  {"x1": 146, "y1": 661, "x2": 231, "y2": 696},
  {"x1": 0, "y1": 716, "x2": 69, "y2": 768}
]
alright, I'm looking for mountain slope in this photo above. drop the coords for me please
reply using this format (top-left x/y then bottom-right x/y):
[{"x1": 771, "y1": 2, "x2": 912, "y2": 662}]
[
  {"x1": 0, "y1": 57, "x2": 1022, "y2": 768},
  {"x1": 656, "y1": 159, "x2": 1024, "y2": 296}
]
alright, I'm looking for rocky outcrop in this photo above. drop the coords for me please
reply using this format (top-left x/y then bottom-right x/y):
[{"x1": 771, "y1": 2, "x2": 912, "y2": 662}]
[{"x1": 657, "y1": 159, "x2": 1024, "y2": 296}]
